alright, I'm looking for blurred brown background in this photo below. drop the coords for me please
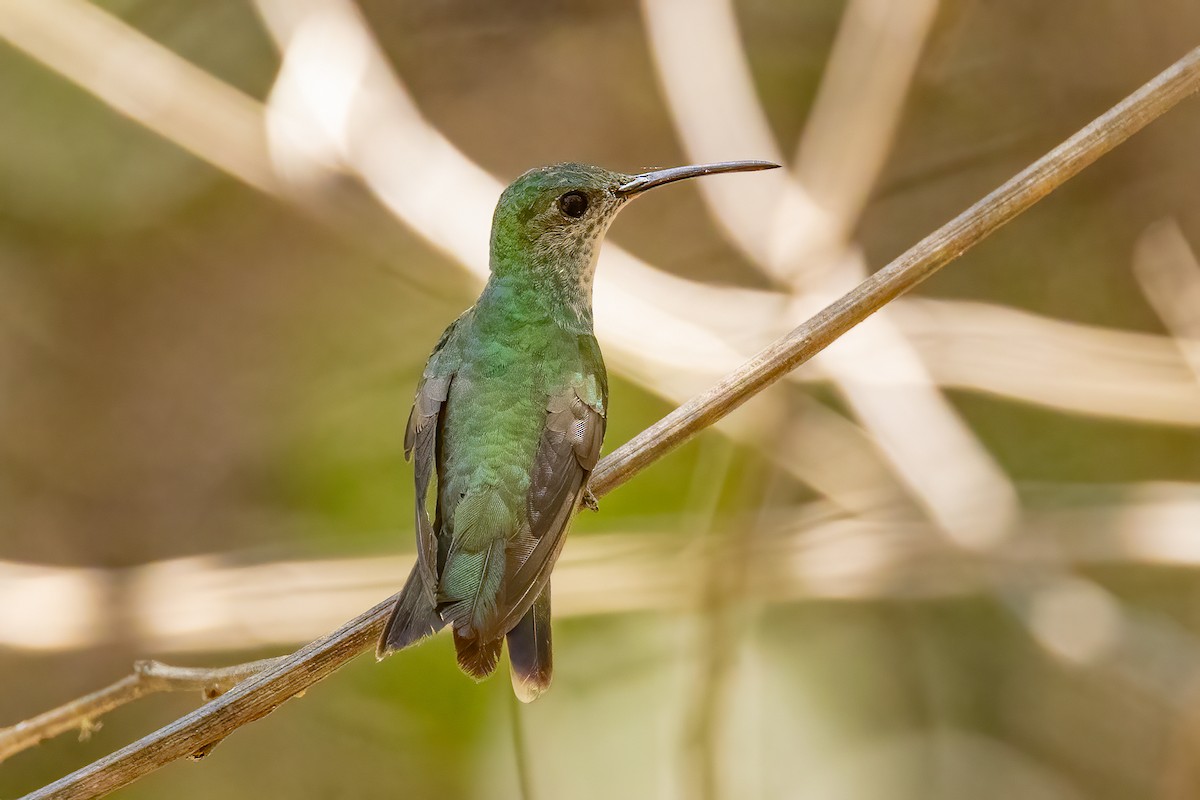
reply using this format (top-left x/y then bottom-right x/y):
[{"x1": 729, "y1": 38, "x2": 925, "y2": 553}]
[{"x1": 2, "y1": 1, "x2": 1200, "y2": 798}]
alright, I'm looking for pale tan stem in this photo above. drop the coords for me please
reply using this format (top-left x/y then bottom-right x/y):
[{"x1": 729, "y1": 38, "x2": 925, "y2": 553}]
[
  {"x1": 0, "y1": 0, "x2": 278, "y2": 194},
  {"x1": 643, "y1": 0, "x2": 1017, "y2": 549},
  {"x1": 1133, "y1": 219, "x2": 1200, "y2": 382}
]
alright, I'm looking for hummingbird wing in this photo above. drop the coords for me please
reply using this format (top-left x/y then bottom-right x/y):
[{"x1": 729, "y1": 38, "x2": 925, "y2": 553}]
[
  {"x1": 485, "y1": 357, "x2": 605, "y2": 688},
  {"x1": 378, "y1": 313, "x2": 467, "y2": 658},
  {"x1": 405, "y1": 371, "x2": 451, "y2": 601},
  {"x1": 405, "y1": 312, "x2": 470, "y2": 601},
  {"x1": 500, "y1": 340, "x2": 607, "y2": 637}
]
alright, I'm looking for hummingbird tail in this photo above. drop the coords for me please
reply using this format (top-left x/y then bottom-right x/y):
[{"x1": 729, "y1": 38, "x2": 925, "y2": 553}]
[
  {"x1": 453, "y1": 628, "x2": 503, "y2": 681},
  {"x1": 376, "y1": 566, "x2": 445, "y2": 659},
  {"x1": 506, "y1": 585, "x2": 552, "y2": 703}
]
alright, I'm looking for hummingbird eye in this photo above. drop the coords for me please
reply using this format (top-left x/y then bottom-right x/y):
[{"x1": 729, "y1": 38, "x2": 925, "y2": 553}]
[{"x1": 557, "y1": 191, "x2": 589, "y2": 219}]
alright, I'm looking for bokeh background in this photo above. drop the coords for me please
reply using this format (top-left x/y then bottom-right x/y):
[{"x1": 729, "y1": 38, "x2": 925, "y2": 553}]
[{"x1": 2, "y1": 1, "x2": 1200, "y2": 798}]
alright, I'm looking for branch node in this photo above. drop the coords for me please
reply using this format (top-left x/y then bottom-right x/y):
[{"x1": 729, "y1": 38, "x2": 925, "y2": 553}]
[{"x1": 187, "y1": 740, "x2": 222, "y2": 761}]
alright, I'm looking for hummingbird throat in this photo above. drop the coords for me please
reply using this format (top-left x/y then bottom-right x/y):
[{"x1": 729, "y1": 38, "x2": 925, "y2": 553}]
[{"x1": 492, "y1": 212, "x2": 616, "y2": 330}]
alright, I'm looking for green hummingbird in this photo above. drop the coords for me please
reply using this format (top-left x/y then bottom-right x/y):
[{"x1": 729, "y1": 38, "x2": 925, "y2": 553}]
[{"x1": 377, "y1": 160, "x2": 779, "y2": 701}]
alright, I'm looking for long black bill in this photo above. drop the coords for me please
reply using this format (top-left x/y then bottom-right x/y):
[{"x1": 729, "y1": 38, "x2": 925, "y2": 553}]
[{"x1": 616, "y1": 160, "x2": 780, "y2": 196}]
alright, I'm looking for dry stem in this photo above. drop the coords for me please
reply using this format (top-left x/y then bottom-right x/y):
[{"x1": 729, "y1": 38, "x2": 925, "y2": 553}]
[
  {"x1": 15, "y1": 43, "x2": 1200, "y2": 800},
  {"x1": 0, "y1": 658, "x2": 283, "y2": 765}
]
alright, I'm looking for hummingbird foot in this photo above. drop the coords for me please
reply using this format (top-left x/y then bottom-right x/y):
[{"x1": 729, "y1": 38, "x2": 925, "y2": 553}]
[{"x1": 581, "y1": 488, "x2": 599, "y2": 512}]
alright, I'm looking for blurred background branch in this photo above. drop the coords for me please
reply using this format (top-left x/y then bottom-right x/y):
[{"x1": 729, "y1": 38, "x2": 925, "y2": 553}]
[
  {"x1": 0, "y1": 658, "x2": 282, "y2": 764},
  {"x1": 643, "y1": 0, "x2": 1017, "y2": 552},
  {"x1": 3, "y1": 0, "x2": 1197, "y2": 430},
  {"x1": 0, "y1": 0, "x2": 279, "y2": 194}
]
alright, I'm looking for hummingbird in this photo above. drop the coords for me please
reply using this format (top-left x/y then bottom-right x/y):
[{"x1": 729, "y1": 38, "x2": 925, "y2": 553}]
[{"x1": 377, "y1": 160, "x2": 779, "y2": 701}]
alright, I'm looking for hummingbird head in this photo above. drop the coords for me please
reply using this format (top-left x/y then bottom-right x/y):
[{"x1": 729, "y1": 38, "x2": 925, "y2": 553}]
[{"x1": 488, "y1": 160, "x2": 778, "y2": 321}]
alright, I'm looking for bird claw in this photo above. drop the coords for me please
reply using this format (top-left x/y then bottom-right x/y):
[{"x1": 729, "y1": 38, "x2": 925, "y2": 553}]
[{"x1": 581, "y1": 488, "x2": 599, "y2": 512}]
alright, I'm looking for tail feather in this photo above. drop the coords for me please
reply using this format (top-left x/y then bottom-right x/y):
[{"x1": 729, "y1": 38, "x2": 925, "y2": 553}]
[
  {"x1": 377, "y1": 566, "x2": 445, "y2": 659},
  {"x1": 454, "y1": 628, "x2": 503, "y2": 680},
  {"x1": 506, "y1": 585, "x2": 553, "y2": 702}
]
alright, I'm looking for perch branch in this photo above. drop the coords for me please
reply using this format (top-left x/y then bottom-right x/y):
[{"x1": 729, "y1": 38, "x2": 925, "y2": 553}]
[
  {"x1": 0, "y1": 658, "x2": 283, "y2": 764},
  {"x1": 17, "y1": 44, "x2": 1200, "y2": 800}
]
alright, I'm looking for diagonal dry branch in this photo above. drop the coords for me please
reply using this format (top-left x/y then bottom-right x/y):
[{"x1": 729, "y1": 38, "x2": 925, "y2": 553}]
[{"x1": 15, "y1": 43, "x2": 1200, "y2": 800}]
